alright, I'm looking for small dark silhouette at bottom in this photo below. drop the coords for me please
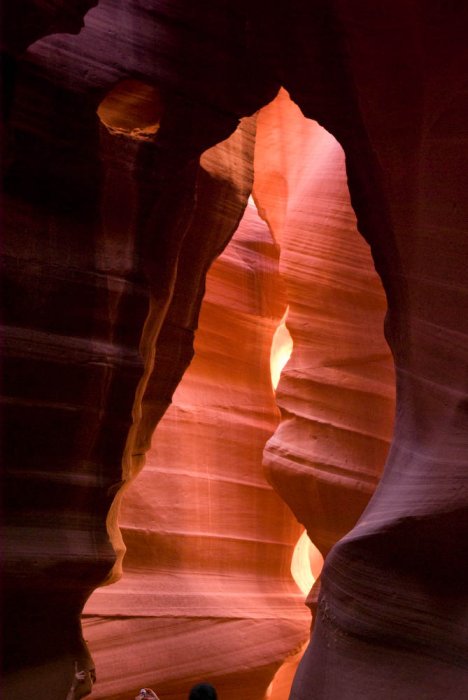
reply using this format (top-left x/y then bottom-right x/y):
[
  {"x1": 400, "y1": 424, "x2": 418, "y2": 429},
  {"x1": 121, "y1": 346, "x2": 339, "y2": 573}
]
[
  {"x1": 188, "y1": 682, "x2": 218, "y2": 700},
  {"x1": 135, "y1": 689, "x2": 160, "y2": 700}
]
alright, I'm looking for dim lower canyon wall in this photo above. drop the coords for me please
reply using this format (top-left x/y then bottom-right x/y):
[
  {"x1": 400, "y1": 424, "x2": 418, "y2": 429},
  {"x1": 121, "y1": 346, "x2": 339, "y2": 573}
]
[{"x1": 82, "y1": 92, "x2": 394, "y2": 700}]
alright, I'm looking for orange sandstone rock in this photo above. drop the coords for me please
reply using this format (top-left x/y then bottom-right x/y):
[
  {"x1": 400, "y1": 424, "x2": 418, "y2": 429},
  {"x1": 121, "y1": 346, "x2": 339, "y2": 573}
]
[
  {"x1": 3, "y1": 3, "x2": 467, "y2": 699},
  {"x1": 84, "y1": 126, "x2": 309, "y2": 699}
]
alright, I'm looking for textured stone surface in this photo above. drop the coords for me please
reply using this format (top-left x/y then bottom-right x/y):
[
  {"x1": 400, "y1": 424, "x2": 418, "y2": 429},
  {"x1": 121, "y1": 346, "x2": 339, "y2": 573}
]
[
  {"x1": 2, "y1": 3, "x2": 264, "y2": 696},
  {"x1": 256, "y1": 91, "x2": 395, "y2": 564},
  {"x1": 81, "y1": 91, "x2": 392, "y2": 699},
  {"x1": 272, "y1": 7, "x2": 468, "y2": 698},
  {"x1": 83, "y1": 189, "x2": 309, "y2": 700},
  {"x1": 2, "y1": 1, "x2": 468, "y2": 699}
]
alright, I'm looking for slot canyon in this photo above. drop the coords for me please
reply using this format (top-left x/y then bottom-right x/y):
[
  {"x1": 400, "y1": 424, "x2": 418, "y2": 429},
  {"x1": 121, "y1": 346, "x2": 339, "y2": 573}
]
[{"x1": 1, "y1": 2, "x2": 467, "y2": 699}]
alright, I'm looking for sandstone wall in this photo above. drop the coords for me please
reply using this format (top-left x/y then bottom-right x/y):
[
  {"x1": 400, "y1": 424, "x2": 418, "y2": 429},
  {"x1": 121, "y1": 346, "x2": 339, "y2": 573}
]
[
  {"x1": 84, "y1": 165, "x2": 308, "y2": 700},
  {"x1": 83, "y1": 92, "x2": 394, "y2": 699},
  {"x1": 2, "y1": 2, "x2": 467, "y2": 699}
]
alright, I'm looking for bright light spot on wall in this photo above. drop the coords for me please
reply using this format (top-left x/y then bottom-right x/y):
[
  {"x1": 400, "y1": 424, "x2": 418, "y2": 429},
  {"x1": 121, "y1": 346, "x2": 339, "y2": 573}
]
[
  {"x1": 290, "y1": 530, "x2": 324, "y2": 596},
  {"x1": 97, "y1": 79, "x2": 163, "y2": 138},
  {"x1": 270, "y1": 307, "x2": 293, "y2": 390}
]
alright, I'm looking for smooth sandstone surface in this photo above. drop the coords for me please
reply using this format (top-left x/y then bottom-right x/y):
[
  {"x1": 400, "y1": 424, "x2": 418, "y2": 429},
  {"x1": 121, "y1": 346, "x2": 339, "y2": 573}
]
[
  {"x1": 256, "y1": 91, "x2": 395, "y2": 562},
  {"x1": 84, "y1": 176, "x2": 309, "y2": 700},
  {"x1": 2, "y1": 1, "x2": 467, "y2": 699},
  {"x1": 84, "y1": 94, "x2": 392, "y2": 699}
]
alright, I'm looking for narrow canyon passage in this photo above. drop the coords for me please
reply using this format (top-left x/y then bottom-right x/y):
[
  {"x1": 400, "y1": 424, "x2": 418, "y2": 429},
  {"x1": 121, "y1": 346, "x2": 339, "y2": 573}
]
[
  {"x1": 3, "y1": 3, "x2": 467, "y2": 699},
  {"x1": 83, "y1": 92, "x2": 394, "y2": 699}
]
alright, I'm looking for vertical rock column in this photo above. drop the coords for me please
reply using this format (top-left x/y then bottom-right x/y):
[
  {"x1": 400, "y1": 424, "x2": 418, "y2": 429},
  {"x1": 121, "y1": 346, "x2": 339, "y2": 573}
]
[
  {"x1": 255, "y1": 90, "x2": 395, "y2": 579},
  {"x1": 1, "y1": 2, "x2": 276, "y2": 695},
  {"x1": 0, "y1": 10, "x2": 248, "y2": 696},
  {"x1": 2, "y1": 61, "x2": 152, "y2": 700},
  {"x1": 266, "y1": 4, "x2": 468, "y2": 697}
]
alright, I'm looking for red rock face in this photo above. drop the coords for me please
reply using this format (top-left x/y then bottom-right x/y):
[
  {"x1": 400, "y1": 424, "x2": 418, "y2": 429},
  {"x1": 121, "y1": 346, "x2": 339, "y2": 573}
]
[
  {"x1": 83, "y1": 133, "x2": 310, "y2": 699},
  {"x1": 255, "y1": 92, "x2": 396, "y2": 626},
  {"x1": 80, "y1": 93, "x2": 393, "y2": 698},
  {"x1": 2, "y1": 1, "x2": 467, "y2": 699},
  {"x1": 271, "y1": 7, "x2": 468, "y2": 698}
]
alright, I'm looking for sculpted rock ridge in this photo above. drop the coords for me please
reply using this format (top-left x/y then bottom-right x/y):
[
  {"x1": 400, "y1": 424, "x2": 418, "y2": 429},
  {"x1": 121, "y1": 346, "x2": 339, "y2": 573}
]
[{"x1": 2, "y1": 1, "x2": 467, "y2": 699}]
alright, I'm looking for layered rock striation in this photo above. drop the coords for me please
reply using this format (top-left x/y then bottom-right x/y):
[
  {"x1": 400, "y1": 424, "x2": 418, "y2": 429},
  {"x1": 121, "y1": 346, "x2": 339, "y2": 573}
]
[
  {"x1": 82, "y1": 88, "x2": 395, "y2": 700},
  {"x1": 256, "y1": 91, "x2": 395, "y2": 564},
  {"x1": 2, "y1": 3, "x2": 266, "y2": 696},
  {"x1": 2, "y1": 1, "x2": 468, "y2": 699},
  {"x1": 84, "y1": 181, "x2": 309, "y2": 700}
]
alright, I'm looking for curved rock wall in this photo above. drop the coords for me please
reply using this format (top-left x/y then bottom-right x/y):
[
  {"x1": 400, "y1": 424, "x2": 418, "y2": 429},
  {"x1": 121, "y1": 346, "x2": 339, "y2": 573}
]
[
  {"x1": 2, "y1": 3, "x2": 266, "y2": 696},
  {"x1": 256, "y1": 91, "x2": 395, "y2": 565},
  {"x1": 265, "y1": 5, "x2": 468, "y2": 698},
  {"x1": 82, "y1": 92, "x2": 394, "y2": 699},
  {"x1": 84, "y1": 177, "x2": 309, "y2": 700},
  {"x1": 2, "y1": 2, "x2": 467, "y2": 699}
]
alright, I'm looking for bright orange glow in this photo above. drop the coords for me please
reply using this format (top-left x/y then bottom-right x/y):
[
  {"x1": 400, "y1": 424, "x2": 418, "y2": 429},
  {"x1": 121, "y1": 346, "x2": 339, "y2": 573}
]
[
  {"x1": 270, "y1": 307, "x2": 293, "y2": 390},
  {"x1": 97, "y1": 79, "x2": 162, "y2": 138},
  {"x1": 290, "y1": 530, "x2": 324, "y2": 596}
]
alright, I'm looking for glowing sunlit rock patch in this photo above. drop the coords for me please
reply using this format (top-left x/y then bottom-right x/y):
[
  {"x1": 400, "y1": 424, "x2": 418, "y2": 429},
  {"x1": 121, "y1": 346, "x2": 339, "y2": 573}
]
[
  {"x1": 290, "y1": 530, "x2": 324, "y2": 597},
  {"x1": 97, "y1": 79, "x2": 163, "y2": 138},
  {"x1": 270, "y1": 307, "x2": 293, "y2": 391}
]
